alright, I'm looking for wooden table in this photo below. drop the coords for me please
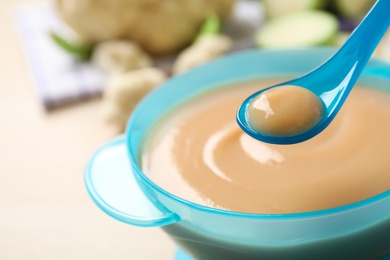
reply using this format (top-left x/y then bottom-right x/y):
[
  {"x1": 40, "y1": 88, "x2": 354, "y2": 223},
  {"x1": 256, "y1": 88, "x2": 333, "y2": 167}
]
[{"x1": 0, "y1": 1, "x2": 175, "y2": 259}]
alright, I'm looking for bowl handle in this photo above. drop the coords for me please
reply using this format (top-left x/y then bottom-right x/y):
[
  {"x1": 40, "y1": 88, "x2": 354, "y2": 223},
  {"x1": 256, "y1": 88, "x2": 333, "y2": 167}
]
[{"x1": 85, "y1": 135, "x2": 180, "y2": 227}]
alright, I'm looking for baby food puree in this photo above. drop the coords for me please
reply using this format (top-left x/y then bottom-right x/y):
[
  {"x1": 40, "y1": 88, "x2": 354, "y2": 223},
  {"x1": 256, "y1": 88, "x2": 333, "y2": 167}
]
[
  {"x1": 247, "y1": 85, "x2": 324, "y2": 137},
  {"x1": 141, "y1": 79, "x2": 390, "y2": 214}
]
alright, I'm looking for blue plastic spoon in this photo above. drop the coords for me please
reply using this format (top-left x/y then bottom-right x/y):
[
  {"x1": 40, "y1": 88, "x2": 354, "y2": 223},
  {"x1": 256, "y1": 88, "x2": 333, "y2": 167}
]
[{"x1": 237, "y1": 0, "x2": 390, "y2": 145}]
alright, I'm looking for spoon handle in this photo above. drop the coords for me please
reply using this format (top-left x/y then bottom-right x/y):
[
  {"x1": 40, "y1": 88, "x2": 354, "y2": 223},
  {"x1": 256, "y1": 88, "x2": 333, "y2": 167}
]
[
  {"x1": 338, "y1": 0, "x2": 390, "y2": 73},
  {"x1": 294, "y1": 0, "x2": 390, "y2": 100}
]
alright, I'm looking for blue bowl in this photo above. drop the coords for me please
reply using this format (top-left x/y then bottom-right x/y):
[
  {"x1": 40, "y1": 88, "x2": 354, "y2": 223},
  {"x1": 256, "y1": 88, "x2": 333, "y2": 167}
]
[{"x1": 85, "y1": 48, "x2": 390, "y2": 259}]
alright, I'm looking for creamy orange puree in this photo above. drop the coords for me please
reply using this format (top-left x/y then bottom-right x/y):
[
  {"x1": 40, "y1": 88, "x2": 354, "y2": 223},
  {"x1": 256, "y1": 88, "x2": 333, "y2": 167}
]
[
  {"x1": 140, "y1": 80, "x2": 390, "y2": 214},
  {"x1": 247, "y1": 85, "x2": 324, "y2": 136}
]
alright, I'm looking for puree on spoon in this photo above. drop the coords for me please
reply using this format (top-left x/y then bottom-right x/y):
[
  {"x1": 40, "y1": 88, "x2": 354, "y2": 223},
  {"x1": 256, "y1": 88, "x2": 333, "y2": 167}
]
[
  {"x1": 246, "y1": 85, "x2": 324, "y2": 137},
  {"x1": 238, "y1": 0, "x2": 390, "y2": 144}
]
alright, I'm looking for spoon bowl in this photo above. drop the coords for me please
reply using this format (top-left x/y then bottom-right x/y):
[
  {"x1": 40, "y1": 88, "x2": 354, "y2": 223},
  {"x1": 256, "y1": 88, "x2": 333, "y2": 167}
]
[{"x1": 237, "y1": 0, "x2": 390, "y2": 145}]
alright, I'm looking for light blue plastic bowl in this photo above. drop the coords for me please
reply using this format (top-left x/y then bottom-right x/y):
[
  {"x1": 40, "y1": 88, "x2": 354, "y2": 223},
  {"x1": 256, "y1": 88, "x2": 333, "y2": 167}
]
[{"x1": 85, "y1": 48, "x2": 390, "y2": 260}]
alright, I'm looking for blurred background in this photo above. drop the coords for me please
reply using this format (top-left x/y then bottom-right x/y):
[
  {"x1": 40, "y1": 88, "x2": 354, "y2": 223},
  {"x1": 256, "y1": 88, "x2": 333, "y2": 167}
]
[
  {"x1": 1, "y1": 0, "x2": 388, "y2": 259},
  {"x1": 1, "y1": 0, "x2": 176, "y2": 259}
]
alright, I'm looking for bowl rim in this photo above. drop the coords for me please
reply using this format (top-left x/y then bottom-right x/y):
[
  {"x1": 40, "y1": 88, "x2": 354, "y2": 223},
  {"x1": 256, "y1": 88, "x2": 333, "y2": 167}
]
[{"x1": 126, "y1": 47, "x2": 390, "y2": 220}]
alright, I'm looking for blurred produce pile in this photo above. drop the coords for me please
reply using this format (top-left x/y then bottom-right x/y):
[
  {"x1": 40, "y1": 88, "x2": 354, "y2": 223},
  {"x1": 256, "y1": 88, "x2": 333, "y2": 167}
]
[
  {"x1": 257, "y1": 0, "x2": 381, "y2": 48},
  {"x1": 256, "y1": 0, "x2": 389, "y2": 60},
  {"x1": 55, "y1": 0, "x2": 234, "y2": 55},
  {"x1": 52, "y1": 0, "x2": 389, "y2": 131}
]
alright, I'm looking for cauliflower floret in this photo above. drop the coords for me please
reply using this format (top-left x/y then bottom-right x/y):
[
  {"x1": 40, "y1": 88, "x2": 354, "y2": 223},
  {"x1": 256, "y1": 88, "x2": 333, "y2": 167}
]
[
  {"x1": 173, "y1": 34, "x2": 233, "y2": 75},
  {"x1": 91, "y1": 40, "x2": 152, "y2": 75},
  {"x1": 55, "y1": 0, "x2": 235, "y2": 55},
  {"x1": 101, "y1": 67, "x2": 167, "y2": 130}
]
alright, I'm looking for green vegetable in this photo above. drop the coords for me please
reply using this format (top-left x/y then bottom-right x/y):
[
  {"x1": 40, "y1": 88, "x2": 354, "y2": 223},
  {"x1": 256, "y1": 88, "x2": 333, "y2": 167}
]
[
  {"x1": 333, "y1": 0, "x2": 375, "y2": 19},
  {"x1": 195, "y1": 13, "x2": 221, "y2": 41},
  {"x1": 255, "y1": 11, "x2": 339, "y2": 48},
  {"x1": 262, "y1": 0, "x2": 325, "y2": 18},
  {"x1": 331, "y1": 32, "x2": 350, "y2": 47},
  {"x1": 50, "y1": 31, "x2": 93, "y2": 61}
]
